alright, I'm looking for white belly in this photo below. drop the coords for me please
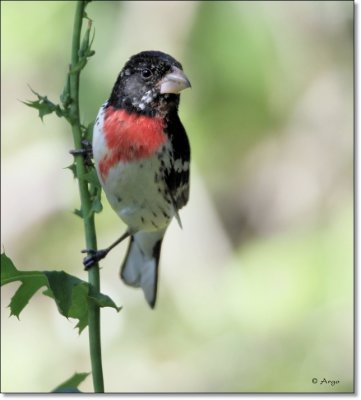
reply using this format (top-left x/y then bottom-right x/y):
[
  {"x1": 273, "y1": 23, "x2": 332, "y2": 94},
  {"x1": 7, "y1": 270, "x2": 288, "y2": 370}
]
[{"x1": 102, "y1": 156, "x2": 174, "y2": 232}]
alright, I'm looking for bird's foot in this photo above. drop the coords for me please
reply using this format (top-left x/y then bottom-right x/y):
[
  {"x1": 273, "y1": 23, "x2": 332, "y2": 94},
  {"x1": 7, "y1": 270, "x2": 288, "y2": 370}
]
[
  {"x1": 69, "y1": 140, "x2": 93, "y2": 167},
  {"x1": 81, "y1": 248, "x2": 108, "y2": 270}
]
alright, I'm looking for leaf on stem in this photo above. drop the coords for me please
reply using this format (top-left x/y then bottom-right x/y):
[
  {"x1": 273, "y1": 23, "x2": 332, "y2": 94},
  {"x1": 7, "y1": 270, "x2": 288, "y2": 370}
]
[
  {"x1": 1, "y1": 253, "x2": 48, "y2": 318},
  {"x1": 53, "y1": 372, "x2": 90, "y2": 393},
  {"x1": 1, "y1": 253, "x2": 121, "y2": 334},
  {"x1": 70, "y1": 18, "x2": 95, "y2": 75},
  {"x1": 23, "y1": 87, "x2": 68, "y2": 121}
]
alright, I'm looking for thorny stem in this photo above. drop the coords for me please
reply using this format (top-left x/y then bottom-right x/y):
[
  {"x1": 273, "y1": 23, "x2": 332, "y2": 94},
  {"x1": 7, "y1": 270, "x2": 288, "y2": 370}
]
[{"x1": 69, "y1": 1, "x2": 104, "y2": 392}]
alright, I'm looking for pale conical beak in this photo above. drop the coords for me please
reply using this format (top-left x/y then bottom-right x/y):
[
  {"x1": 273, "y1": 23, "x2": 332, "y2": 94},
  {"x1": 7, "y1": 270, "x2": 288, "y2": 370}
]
[{"x1": 159, "y1": 66, "x2": 191, "y2": 94}]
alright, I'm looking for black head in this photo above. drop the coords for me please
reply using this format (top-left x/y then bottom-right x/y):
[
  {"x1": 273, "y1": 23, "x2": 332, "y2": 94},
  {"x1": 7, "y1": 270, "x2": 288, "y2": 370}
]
[{"x1": 108, "y1": 51, "x2": 191, "y2": 117}]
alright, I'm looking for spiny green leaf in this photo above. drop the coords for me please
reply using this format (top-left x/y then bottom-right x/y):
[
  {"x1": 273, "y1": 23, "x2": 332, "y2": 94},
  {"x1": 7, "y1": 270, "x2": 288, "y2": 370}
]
[
  {"x1": 44, "y1": 272, "x2": 91, "y2": 333},
  {"x1": 9, "y1": 281, "x2": 45, "y2": 319},
  {"x1": 44, "y1": 271, "x2": 84, "y2": 316},
  {"x1": 1, "y1": 253, "x2": 48, "y2": 318},
  {"x1": 44, "y1": 270, "x2": 120, "y2": 333},
  {"x1": 53, "y1": 372, "x2": 90, "y2": 393},
  {"x1": 68, "y1": 283, "x2": 90, "y2": 333},
  {"x1": 1, "y1": 253, "x2": 121, "y2": 334},
  {"x1": 1, "y1": 252, "x2": 19, "y2": 282},
  {"x1": 90, "y1": 292, "x2": 122, "y2": 312},
  {"x1": 23, "y1": 98, "x2": 57, "y2": 121},
  {"x1": 24, "y1": 87, "x2": 65, "y2": 121}
]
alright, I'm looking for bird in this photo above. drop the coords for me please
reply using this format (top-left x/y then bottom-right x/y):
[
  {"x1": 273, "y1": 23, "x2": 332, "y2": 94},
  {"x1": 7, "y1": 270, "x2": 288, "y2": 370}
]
[{"x1": 86, "y1": 50, "x2": 191, "y2": 308}]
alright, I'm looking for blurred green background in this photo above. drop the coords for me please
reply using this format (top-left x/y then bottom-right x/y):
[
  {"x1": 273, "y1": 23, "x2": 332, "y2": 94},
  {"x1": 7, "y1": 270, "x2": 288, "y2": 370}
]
[{"x1": 1, "y1": 0, "x2": 353, "y2": 393}]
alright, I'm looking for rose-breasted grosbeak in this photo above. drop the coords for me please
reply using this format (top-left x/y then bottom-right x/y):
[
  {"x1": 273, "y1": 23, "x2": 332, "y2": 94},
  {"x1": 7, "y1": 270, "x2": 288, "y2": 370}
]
[{"x1": 87, "y1": 51, "x2": 191, "y2": 308}]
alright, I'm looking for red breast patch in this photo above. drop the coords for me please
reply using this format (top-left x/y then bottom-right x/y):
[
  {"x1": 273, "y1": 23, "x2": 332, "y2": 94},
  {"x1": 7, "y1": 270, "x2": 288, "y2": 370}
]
[{"x1": 99, "y1": 107, "x2": 166, "y2": 180}]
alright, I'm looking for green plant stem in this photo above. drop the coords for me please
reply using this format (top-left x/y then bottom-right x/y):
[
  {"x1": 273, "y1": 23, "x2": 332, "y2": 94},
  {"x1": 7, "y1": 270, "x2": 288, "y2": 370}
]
[{"x1": 69, "y1": 1, "x2": 104, "y2": 393}]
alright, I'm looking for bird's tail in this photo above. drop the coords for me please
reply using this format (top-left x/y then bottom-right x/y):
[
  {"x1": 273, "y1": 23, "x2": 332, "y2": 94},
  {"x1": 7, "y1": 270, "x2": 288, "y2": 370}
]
[{"x1": 120, "y1": 229, "x2": 165, "y2": 308}]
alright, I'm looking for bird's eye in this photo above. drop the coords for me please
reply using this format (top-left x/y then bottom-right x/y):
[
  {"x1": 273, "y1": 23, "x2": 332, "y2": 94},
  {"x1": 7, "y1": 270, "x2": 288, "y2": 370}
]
[{"x1": 141, "y1": 68, "x2": 152, "y2": 79}]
